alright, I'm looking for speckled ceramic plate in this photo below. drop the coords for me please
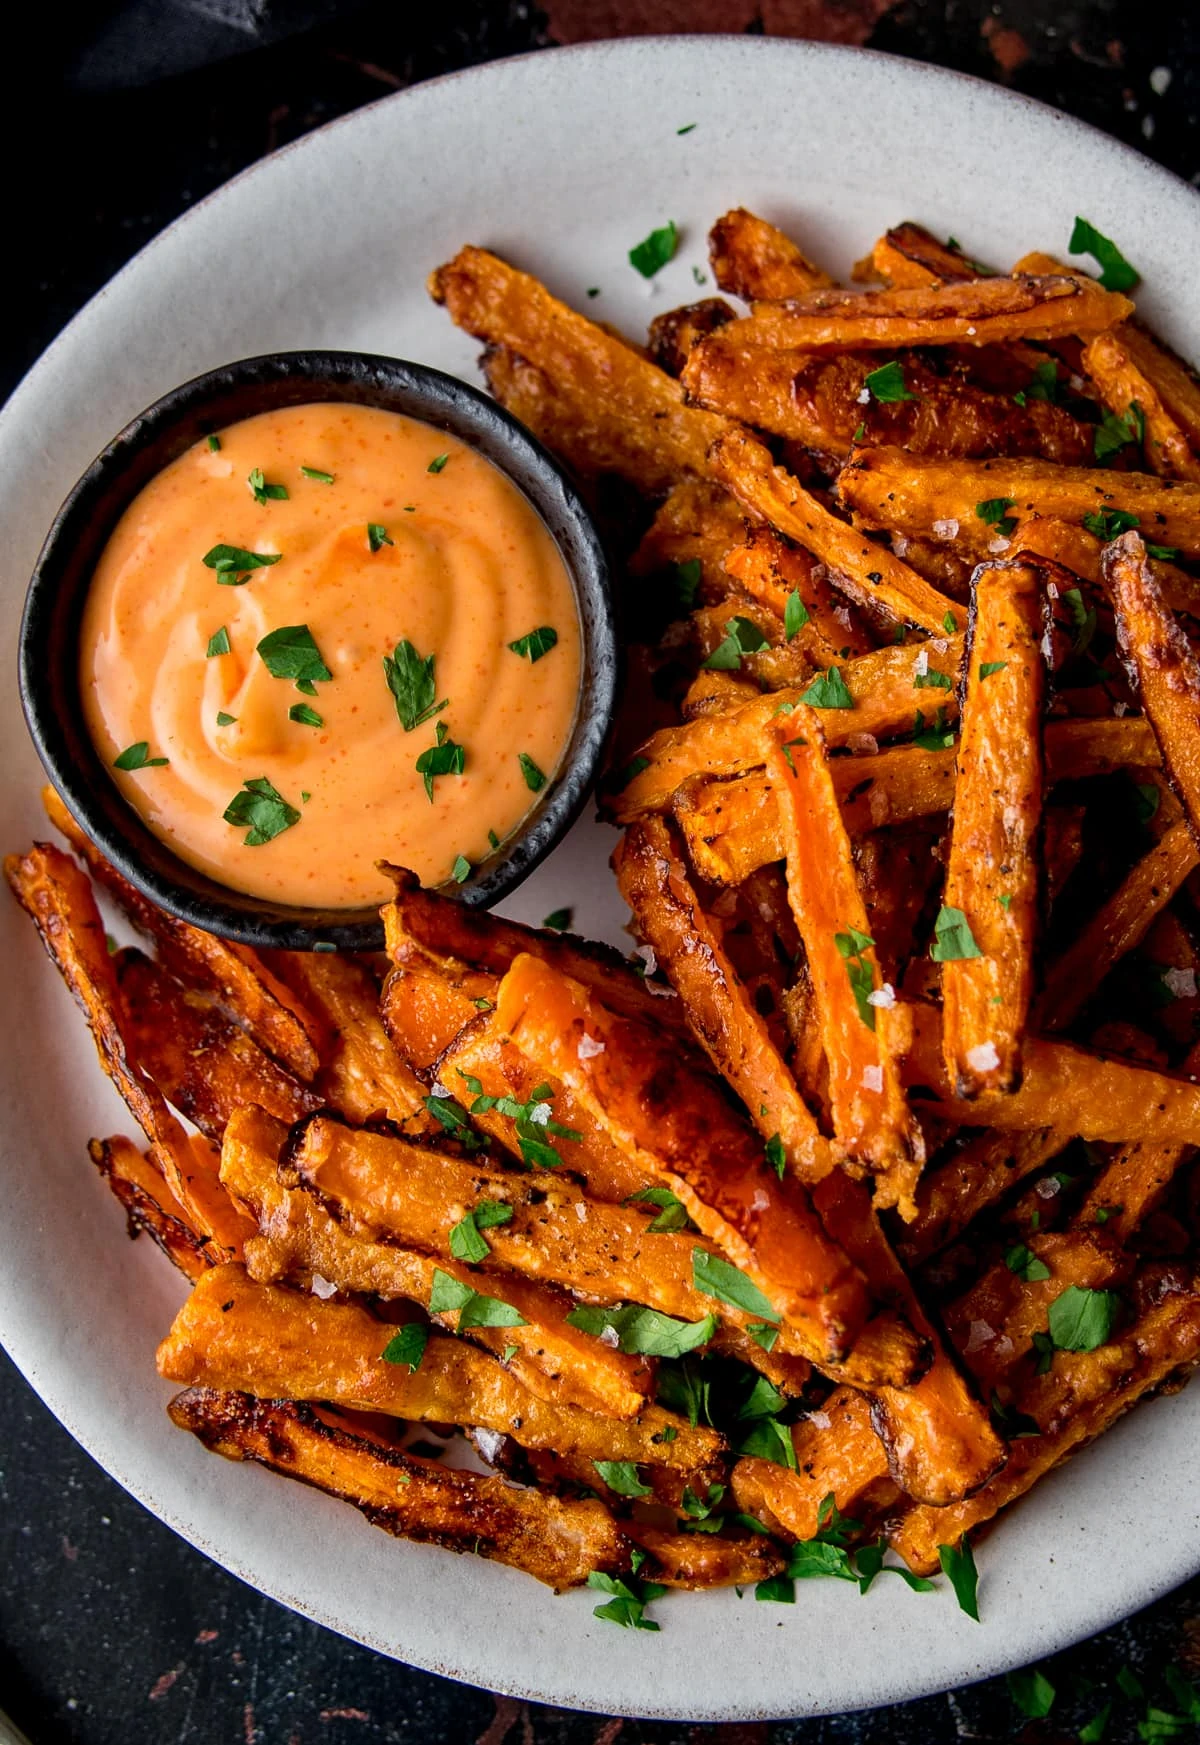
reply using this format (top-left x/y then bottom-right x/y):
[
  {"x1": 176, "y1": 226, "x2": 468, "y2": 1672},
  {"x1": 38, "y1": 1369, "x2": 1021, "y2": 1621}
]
[{"x1": 3, "y1": 35, "x2": 1199, "y2": 1723}]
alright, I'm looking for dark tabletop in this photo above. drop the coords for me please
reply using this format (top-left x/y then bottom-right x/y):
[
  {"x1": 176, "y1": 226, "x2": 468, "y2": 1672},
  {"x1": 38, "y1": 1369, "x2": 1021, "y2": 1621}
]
[{"x1": 5, "y1": 3, "x2": 1200, "y2": 1740}]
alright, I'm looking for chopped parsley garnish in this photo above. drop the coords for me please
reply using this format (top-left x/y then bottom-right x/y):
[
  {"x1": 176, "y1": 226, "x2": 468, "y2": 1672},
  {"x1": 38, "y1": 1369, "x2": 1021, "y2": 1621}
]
[
  {"x1": 452, "y1": 854, "x2": 471, "y2": 884},
  {"x1": 381, "y1": 1323, "x2": 429, "y2": 1371},
  {"x1": 367, "y1": 523, "x2": 393, "y2": 552},
  {"x1": 206, "y1": 433, "x2": 221, "y2": 452},
  {"x1": 1094, "y1": 400, "x2": 1145, "y2": 462},
  {"x1": 223, "y1": 776, "x2": 301, "y2": 846},
  {"x1": 692, "y1": 1248, "x2": 779, "y2": 1322},
  {"x1": 747, "y1": 1322, "x2": 779, "y2": 1353},
  {"x1": 672, "y1": 557, "x2": 702, "y2": 611},
  {"x1": 692, "y1": 264, "x2": 707, "y2": 285},
  {"x1": 913, "y1": 668, "x2": 953, "y2": 692},
  {"x1": 976, "y1": 496, "x2": 1017, "y2": 537},
  {"x1": 1062, "y1": 586, "x2": 1098, "y2": 657},
  {"x1": 586, "y1": 286, "x2": 601, "y2": 299},
  {"x1": 542, "y1": 907, "x2": 572, "y2": 931},
  {"x1": 1082, "y1": 507, "x2": 1139, "y2": 540},
  {"x1": 203, "y1": 543, "x2": 281, "y2": 585},
  {"x1": 942, "y1": 611, "x2": 957, "y2": 634},
  {"x1": 384, "y1": 640, "x2": 448, "y2": 733},
  {"x1": 626, "y1": 1186, "x2": 690, "y2": 1233},
  {"x1": 736, "y1": 1416, "x2": 797, "y2": 1470},
  {"x1": 913, "y1": 707, "x2": 956, "y2": 751},
  {"x1": 587, "y1": 1569, "x2": 665, "y2": 1631},
  {"x1": 488, "y1": 829, "x2": 501, "y2": 850},
  {"x1": 616, "y1": 756, "x2": 651, "y2": 789},
  {"x1": 565, "y1": 1302, "x2": 716, "y2": 1358},
  {"x1": 1004, "y1": 1242, "x2": 1051, "y2": 1282},
  {"x1": 864, "y1": 360, "x2": 916, "y2": 403},
  {"x1": 518, "y1": 752, "x2": 546, "y2": 792},
  {"x1": 1147, "y1": 543, "x2": 1180, "y2": 562},
  {"x1": 113, "y1": 741, "x2": 168, "y2": 771},
  {"x1": 1008, "y1": 1667, "x2": 1056, "y2": 1719},
  {"x1": 257, "y1": 624, "x2": 332, "y2": 696},
  {"x1": 978, "y1": 661, "x2": 1008, "y2": 680},
  {"x1": 677, "y1": 122, "x2": 697, "y2": 135},
  {"x1": 937, "y1": 1536, "x2": 980, "y2": 1620},
  {"x1": 1133, "y1": 779, "x2": 1161, "y2": 825},
  {"x1": 248, "y1": 466, "x2": 288, "y2": 503},
  {"x1": 1068, "y1": 216, "x2": 1139, "y2": 292},
  {"x1": 930, "y1": 905, "x2": 982, "y2": 962},
  {"x1": 423, "y1": 1093, "x2": 486, "y2": 1151},
  {"x1": 629, "y1": 220, "x2": 678, "y2": 278},
  {"x1": 216, "y1": 711, "x2": 237, "y2": 727},
  {"x1": 448, "y1": 1199, "x2": 514, "y2": 1264},
  {"x1": 703, "y1": 615, "x2": 769, "y2": 670},
  {"x1": 300, "y1": 465, "x2": 335, "y2": 483},
  {"x1": 852, "y1": 422, "x2": 866, "y2": 442},
  {"x1": 834, "y1": 926, "x2": 877, "y2": 1031},
  {"x1": 416, "y1": 721, "x2": 466, "y2": 801},
  {"x1": 1014, "y1": 360, "x2": 1060, "y2": 407},
  {"x1": 427, "y1": 453, "x2": 450, "y2": 474},
  {"x1": 455, "y1": 1072, "x2": 581, "y2": 1169},
  {"x1": 784, "y1": 591, "x2": 810, "y2": 640},
  {"x1": 765, "y1": 1133, "x2": 786, "y2": 1180},
  {"x1": 508, "y1": 625, "x2": 558, "y2": 662},
  {"x1": 427, "y1": 1267, "x2": 526, "y2": 1330},
  {"x1": 289, "y1": 703, "x2": 323, "y2": 728},
  {"x1": 800, "y1": 666, "x2": 854, "y2": 709},
  {"x1": 206, "y1": 626, "x2": 231, "y2": 658},
  {"x1": 593, "y1": 1461, "x2": 652, "y2": 1499},
  {"x1": 998, "y1": 892, "x2": 1013, "y2": 910},
  {"x1": 1046, "y1": 1284, "x2": 1121, "y2": 1352}
]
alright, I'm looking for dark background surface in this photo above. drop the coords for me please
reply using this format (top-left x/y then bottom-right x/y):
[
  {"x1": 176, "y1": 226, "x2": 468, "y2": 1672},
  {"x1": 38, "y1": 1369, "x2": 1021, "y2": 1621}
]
[{"x1": 5, "y1": 2, "x2": 1200, "y2": 1740}]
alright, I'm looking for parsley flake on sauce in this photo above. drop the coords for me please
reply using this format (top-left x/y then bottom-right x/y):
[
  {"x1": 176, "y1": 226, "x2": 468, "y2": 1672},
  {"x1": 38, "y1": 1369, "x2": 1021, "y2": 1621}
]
[
  {"x1": 257, "y1": 624, "x2": 332, "y2": 696},
  {"x1": 367, "y1": 523, "x2": 393, "y2": 552},
  {"x1": 508, "y1": 625, "x2": 559, "y2": 662},
  {"x1": 383, "y1": 640, "x2": 448, "y2": 733},
  {"x1": 289, "y1": 703, "x2": 323, "y2": 728},
  {"x1": 1094, "y1": 401, "x2": 1145, "y2": 462},
  {"x1": 216, "y1": 711, "x2": 237, "y2": 727},
  {"x1": 300, "y1": 465, "x2": 335, "y2": 484},
  {"x1": 113, "y1": 741, "x2": 168, "y2": 771},
  {"x1": 223, "y1": 776, "x2": 301, "y2": 846},
  {"x1": 206, "y1": 626, "x2": 231, "y2": 658},
  {"x1": 1046, "y1": 1284, "x2": 1121, "y2": 1352},
  {"x1": 629, "y1": 220, "x2": 679, "y2": 278},
  {"x1": 427, "y1": 453, "x2": 450, "y2": 474},
  {"x1": 626, "y1": 1186, "x2": 690, "y2": 1233},
  {"x1": 248, "y1": 466, "x2": 288, "y2": 504},
  {"x1": 518, "y1": 752, "x2": 546, "y2": 793},
  {"x1": 452, "y1": 854, "x2": 471, "y2": 884},
  {"x1": 203, "y1": 544, "x2": 282, "y2": 585},
  {"x1": 206, "y1": 434, "x2": 221, "y2": 452},
  {"x1": 415, "y1": 721, "x2": 467, "y2": 802},
  {"x1": 594, "y1": 1461, "x2": 653, "y2": 1499}
]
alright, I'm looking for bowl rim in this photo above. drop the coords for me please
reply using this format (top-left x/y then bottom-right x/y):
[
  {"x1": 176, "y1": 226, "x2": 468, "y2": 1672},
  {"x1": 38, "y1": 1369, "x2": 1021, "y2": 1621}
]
[{"x1": 18, "y1": 348, "x2": 616, "y2": 950}]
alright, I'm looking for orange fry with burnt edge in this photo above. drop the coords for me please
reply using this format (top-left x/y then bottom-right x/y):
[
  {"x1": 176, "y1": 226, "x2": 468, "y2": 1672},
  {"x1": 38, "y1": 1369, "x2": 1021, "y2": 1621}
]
[
  {"x1": 763, "y1": 707, "x2": 924, "y2": 1217},
  {"x1": 940, "y1": 561, "x2": 1045, "y2": 1098}
]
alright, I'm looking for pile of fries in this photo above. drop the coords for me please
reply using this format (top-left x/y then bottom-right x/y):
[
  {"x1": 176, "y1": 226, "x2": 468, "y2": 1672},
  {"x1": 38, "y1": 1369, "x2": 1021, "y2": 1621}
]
[{"x1": 14, "y1": 206, "x2": 1200, "y2": 1625}]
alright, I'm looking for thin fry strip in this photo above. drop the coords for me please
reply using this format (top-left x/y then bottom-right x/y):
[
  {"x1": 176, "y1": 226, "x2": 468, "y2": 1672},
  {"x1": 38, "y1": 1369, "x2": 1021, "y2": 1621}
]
[
  {"x1": 896, "y1": 1127, "x2": 1070, "y2": 1268},
  {"x1": 905, "y1": 1001, "x2": 1200, "y2": 1142},
  {"x1": 722, "y1": 530, "x2": 874, "y2": 660},
  {"x1": 940, "y1": 562, "x2": 1045, "y2": 1098},
  {"x1": 1036, "y1": 819, "x2": 1199, "y2": 1032},
  {"x1": 730, "y1": 1391, "x2": 894, "y2": 1540},
  {"x1": 41, "y1": 787, "x2": 322, "y2": 1080},
  {"x1": 764, "y1": 708, "x2": 924, "y2": 1214},
  {"x1": 624, "y1": 1523, "x2": 785, "y2": 1589},
  {"x1": 1083, "y1": 328, "x2": 1200, "y2": 483},
  {"x1": 285, "y1": 1112, "x2": 821, "y2": 1365},
  {"x1": 1078, "y1": 1139, "x2": 1192, "y2": 1242},
  {"x1": 159, "y1": 1266, "x2": 717, "y2": 1472},
  {"x1": 1103, "y1": 531, "x2": 1200, "y2": 836},
  {"x1": 707, "y1": 207, "x2": 835, "y2": 299},
  {"x1": 489, "y1": 953, "x2": 927, "y2": 1382},
  {"x1": 839, "y1": 447, "x2": 1200, "y2": 560},
  {"x1": 1009, "y1": 515, "x2": 1200, "y2": 619},
  {"x1": 711, "y1": 427, "x2": 958, "y2": 633},
  {"x1": 891, "y1": 1285, "x2": 1200, "y2": 1575},
  {"x1": 429, "y1": 246, "x2": 735, "y2": 494},
  {"x1": 869, "y1": 224, "x2": 983, "y2": 288},
  {"x1": 222, "y1": 1108, "x2": 654, "y2": 1419},
  {"x1": 741, "y1": 274, "x2": 1133, "y2": 349},
  {"x1": 611, "y1": 634, "x2": 966, "y2": 823},
  {"x1": 168, "y1": 1388, "x2": 632, "y2": 1591},
  {"x1": 613, "y1": 815, "x2": 832, "y2": 1183},
  {"x1": 1115, "y1": 323, "x2": 1200, "y2": 456},
  {"x1": 89, "y1": 1136, "x2": 213, "y2": 1282}
]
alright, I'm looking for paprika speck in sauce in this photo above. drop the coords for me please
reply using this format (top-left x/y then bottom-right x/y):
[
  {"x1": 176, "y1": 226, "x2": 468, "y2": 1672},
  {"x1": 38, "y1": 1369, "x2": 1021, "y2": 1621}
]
[{"x1": 79, "y1": 403, "x2": 582, "y2": 907}]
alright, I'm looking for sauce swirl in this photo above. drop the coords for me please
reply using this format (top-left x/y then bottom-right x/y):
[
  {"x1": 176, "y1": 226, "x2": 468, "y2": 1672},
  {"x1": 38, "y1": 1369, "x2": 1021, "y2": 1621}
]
[{"x1": 80, "y1": 402, "x2": 581, "y2": 907}]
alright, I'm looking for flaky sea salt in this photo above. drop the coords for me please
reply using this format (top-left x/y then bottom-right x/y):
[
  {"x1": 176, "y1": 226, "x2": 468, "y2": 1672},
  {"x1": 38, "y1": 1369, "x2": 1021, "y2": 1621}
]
[
  {"x1": 867, "y1": 983, "x2": 896, "y2": 1010},
  {"x1": 806, "y1": 1410, "x2": 832, "y2": 1431},
  {"x1": 310, "y1": 1275, "x2": 337, "y2": 1300},
  {"x1": 932, "y1": 518, "x2": 959, "y2": 540},
  {"x1": 861, "y1": 1064, "x2": 884, "y2": 1092},
  {"x1": 431, "y1": 1080, "x2": 452, "y2": 1101},
  {"x1": 474, "y1": 1428, "x2": 504, "y2": 1464},
  {"x1": 857, "y1": 386, "x2": 871, "y2": 404},
  {"x1": 574, "y1": 1201, "x2": 589, "y2": 1222},
  {"x1": 1036, "y1": 1175, "x2": 1062, "y2": 1200},
  {"x1": 1164, "y1": 967, "x2": 1198, "y2": 1000},
  {"x1": 634, "y1": 944, "x2": 657, "y2": 976},
  {"x1": 599, "y1": 1325, "x2": 621, "y2": 1348},
  {"x1": 578, "y1": 1032, "x2": 605, "y2": 1060},
  {"x1": 988, "y1": 536, "x2": 1011, "y2": 554},
  {"x1": 913, "y1": 648, "x2": 929, "y2": 677},
  {"x1": 529, "y1": 1102, "x2": 552, "y2": 1126},
  {"x1": 966, "y1": 1041, "x2": 1000, "y2": 1073},
  {"x1": 847, "y1": 732, "x2": 879, "y2": 755},
  {"x1": 965, "y1": 1319, "x2": 994, "y2": 1352}
]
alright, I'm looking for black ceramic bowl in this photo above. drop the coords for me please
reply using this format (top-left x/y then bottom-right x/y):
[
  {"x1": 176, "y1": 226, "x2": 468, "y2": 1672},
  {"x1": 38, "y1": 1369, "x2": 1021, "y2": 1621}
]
[{"x1": 19, "y1": 351, "x2": 616, "y2": 951}]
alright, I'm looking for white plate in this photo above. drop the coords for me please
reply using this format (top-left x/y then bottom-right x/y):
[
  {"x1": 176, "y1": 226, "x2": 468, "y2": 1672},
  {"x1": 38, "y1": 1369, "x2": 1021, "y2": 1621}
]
[{"x1": 3, "y1": 35, "x2": 1200, "y2": 1724}]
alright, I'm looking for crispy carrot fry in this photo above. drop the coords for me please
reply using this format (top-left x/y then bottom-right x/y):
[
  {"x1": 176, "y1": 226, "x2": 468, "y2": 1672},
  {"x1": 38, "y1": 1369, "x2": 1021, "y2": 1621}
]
[
  {"x1": 1077, "y1": 1138, "x2": 1190, "y2": 1241},
  {"x1": 168, "y1": 1388, "x2": 632, "y2": 1591},
  {"x1": 89, "y1": 1135, "x2": 213, "y2": 1282},
  {"x1": 611, "y1": 631, "x2": 966, "y2": 823},
  {"x1": 940, "y1": 562, "x2": 1045, "y2": 1098},
  {"x1": 730, "y1": 1392, "x2": 896, "y2": 1541},
  {"x1": 114, "y1": 949, "x2": 320, "y2": 1138},
  {"x1": 1116, "y1": 322, "x2": 1200, "y2": 454},
  {"x1": 741, "y1": 274, "x2": 1132, "y2": 349},
  {"x1": 839, "y1": 447, "x2": 1200, "y2": 560},
  {"x1": 624, "y1": 1523, "x2": 785, "y2": 1589},
  {"x1": 222, "y1": 1107, "x2": 654, "y2": 1419},
  {"x1": 869, "y1": 224, "x2": 983, "y2": 288},
  {"x1": 490, "y1": 953, "x2": 927, "y2": 1382},
  {"x1": 891, "y1": 1285, "x2": 1200, "y2": 1576},
  {"x1": 628, "y1": 479, "x2": 752, "y2": 603},
  {"x1": 710, "y1": 428, "x2": 958, "y2": 633},
  {"x1": 1010, "y1": 514, "x2": 1200, "y2": 620},
  {"x1": 647, "y1": 296, "x2": 737, "y2": 376},
  {"x1": 1083, "y1": 328, "x2": 1200, "y2": 483},
  {"x1": 722, "y1": 529, "x2": 874, "y2": 660},
  {"x1": 905, "y1": 1001, "x2": 1200, "y2": 1142},
  {"x1": 429, "y1": 247, "x2": 734, "y2": 495},
  {"x1": 707, "y1": 207, "x2": 835, "y2": 299},
  {"x1": 1036, "y1": 820, "x2": 1199, "y2": 1032},
  {"x1": 41, "y1": 787, "x2": 322, "y2": 1079},
  {"x1": 1103, "y1": 532, "x2": 1200, "y2": 836},
  {"x1": 897, "y1": 1127, "x2": 1070, "y2": 1268},
  {"x1": 764, "y1": 709, "x2": 924, "y2": 1214},
  {"x1": 159, "y1": 1266, "x2": 717, "y2": 1472},
  {"x1": 614, "y1": 816, "x2": 832, "y2": 1182}
]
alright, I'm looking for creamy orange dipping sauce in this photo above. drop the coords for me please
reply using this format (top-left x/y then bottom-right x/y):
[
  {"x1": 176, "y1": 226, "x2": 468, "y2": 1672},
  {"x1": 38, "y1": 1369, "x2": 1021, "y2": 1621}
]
[{"x1": 80, "y1": 403, "x2": 582, "y2": 908}]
